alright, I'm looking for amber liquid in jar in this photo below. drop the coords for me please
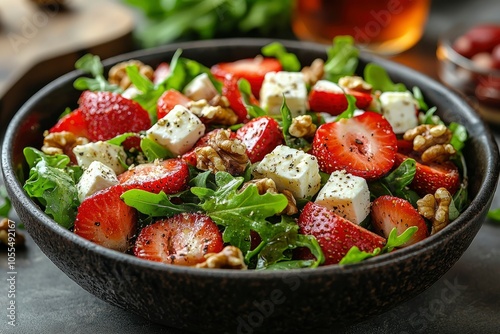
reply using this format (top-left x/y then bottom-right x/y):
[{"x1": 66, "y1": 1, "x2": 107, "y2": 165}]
[{"x1": 293, "y1": 0, "x2": 430, "y2": 55}]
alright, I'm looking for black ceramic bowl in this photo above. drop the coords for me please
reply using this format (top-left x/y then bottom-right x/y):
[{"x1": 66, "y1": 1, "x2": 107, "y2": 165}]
[{"x1": 2, "y1": 39, "x2": 499, "y2": 333}]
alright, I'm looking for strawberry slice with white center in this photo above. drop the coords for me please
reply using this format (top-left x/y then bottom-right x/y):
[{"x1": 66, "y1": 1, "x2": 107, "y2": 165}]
[
  {"x1": 395, "y1": 153, "x2": 461, "y2": 196},
  {"x1": 211, "y1": 57, "x2": 282, "y2": 98},
  {"x1": 371, "y1": 195, "x2": 430, "y2": 246},
  {"x1": 118, "y1": 158, "x2": 189, "y2": 194},
  {"x1": 74, "y1": 184, "x2": 137, "y2": 252},
  {"x1": 298, "y1": 202, "x2": 386, "y2": 265},
  {"x1": 133, "y1": 213, "x2": 224, "y2": 266},
  {"x1": 312, "y1": 111, "x2": 397, "y2": 180}
]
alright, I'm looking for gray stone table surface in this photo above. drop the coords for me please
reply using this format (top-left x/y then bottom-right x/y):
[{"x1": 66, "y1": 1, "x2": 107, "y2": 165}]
[{"x1": 2, "y1": 0, "x2": 500, "y2": 333}]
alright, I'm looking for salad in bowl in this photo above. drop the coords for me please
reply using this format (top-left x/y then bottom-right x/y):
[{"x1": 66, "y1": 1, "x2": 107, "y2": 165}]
[{"x1": 21, "y1": 37, "x2": 468, "y2": 271}]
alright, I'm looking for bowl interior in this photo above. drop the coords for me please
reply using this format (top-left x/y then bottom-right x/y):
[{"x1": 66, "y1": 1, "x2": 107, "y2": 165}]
[{"x1": 2, "y1": 39, "x2": 499, "y2": 332}]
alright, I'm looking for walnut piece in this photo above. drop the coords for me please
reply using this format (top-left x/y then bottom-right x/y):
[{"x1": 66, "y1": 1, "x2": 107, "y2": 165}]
[
  {"x1": 417, "y1": 187, "x2": 452, "y2": 235},
  {"x1": 108, "y1": 60, "x2": 154, "y2": 90},
  {"x1": 241, "y1": 178, "x2": 298, "y2": 215},
  {"x1": 338, "y1": 76, "x2": 373, "y2": 93},
  {"x1": 195, "y1": 129, "x2": 249, "y2": 175},
  {"x1": 0, "y1": 218, "x2": 25, "y2": 247},
  {"x1": 195, "y1": 246, "x2": 247, "y2": 269},
  {"x1": 403, "y1": 124, "x2": 456, "y2": 163},
  {"x1": 289, "y1": 115, "x2": 317, "y2": 138},
  {"x1": 187, "y1": 99, "x2": 238, "y2": 125},
  {"x1": 42, "y1": 131, "x2": 88, "y2": 157},
  {"x1": 301, "y1": 58, "x2": 324, "y2": 86}
]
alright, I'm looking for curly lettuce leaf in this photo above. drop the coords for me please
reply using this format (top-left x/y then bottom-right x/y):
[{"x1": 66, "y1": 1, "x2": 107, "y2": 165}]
[{"x1": 23, "y1": 148, "x2": 81, "y2": 228}]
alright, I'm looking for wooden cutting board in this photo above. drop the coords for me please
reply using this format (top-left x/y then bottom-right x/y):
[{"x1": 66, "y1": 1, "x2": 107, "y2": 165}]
[{"x1": 0, "y1": 0, "x2": 135, "y2": 128}]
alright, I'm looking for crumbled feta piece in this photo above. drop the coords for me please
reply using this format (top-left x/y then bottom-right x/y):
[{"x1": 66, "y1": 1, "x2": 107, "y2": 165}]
[
  {"x1": 77, "y1": 161, "x2": 119, "y2": 202},
  {"x1": 312, "y1": 79, "x2": 344, "y2": 93},
  {"x1": 260, "y1": 71, "x2": 308, "y2": 116},
  {"x1": 253, "y1": 145, "x2": 321, "y2": 199},
  {"x1": 146, "y1": 105, "x2": 205, "y2": 156},
  {"x1": 379, "y1": 91, "x2": 419, "y2": 134},
  {"x1": 183, "y1": 73, "x2": 218, "y2": 101},
  {"x1": 73, "y1": 141, "x2": 127, "y2": 175},
  {"x1": 315, "y1": 170, "x2": 370, "y2": 225}
]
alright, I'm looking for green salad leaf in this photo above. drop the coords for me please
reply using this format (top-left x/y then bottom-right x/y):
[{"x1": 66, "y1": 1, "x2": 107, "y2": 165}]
[
  {"x1": 140, "y1": 137, "x2": 174, "y2": 162},
  {"x1": 323, "y1": 36, "x2": 359, "y2": 82},
  {"x1": 261, "y1": 42, "x2": 301, "y2": 72},
  {"x1": 412, "y1": 86, "x2": 428, "y2": 111},
  {"x1": 73, "y1": 54, "x2": 121, "y2": 93},
  {"x1": 121, "y1": 190, "x2": 200, "y2": 217},
  {"x1": 335, "y1": 94, "x2": 357, "y2": 121},
  {"x1": 488, "y1": 208, "x2": 500, "y2": 223},
  {"x1": 23, "y1": 148, "x2": 81, "y2": 228},
  {"x1": 363, "y1": 63, "x2": 407, "y2": 92}
]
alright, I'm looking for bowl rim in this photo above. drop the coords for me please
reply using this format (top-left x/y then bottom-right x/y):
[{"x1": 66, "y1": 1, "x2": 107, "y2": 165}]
[{"x1": 2, "y1": 38, "x2": 499, "y2": 279}]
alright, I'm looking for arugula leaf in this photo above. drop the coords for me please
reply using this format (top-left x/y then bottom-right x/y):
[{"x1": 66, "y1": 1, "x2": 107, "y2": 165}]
[
  {"x1": 334, "y1": 94, "x2": 357, "y2": 121},
  {"x1": 364, "y1": 63, "x2": 407, "y2": 92},
  {"x1": 419, "y1": 106, "x2": 441, "y2": 125},
  {"x1": 107, "y1": 132, "x2": 138, "y2": 146},
  {"x1": 73, "y1": 54, "x2": 121, "y2": 93},
  {"x1": 121, "y1": 190, "x2": 200, "y2": 217},
  {"x1": 369, "y1": 158, "x2": 420, "y2": 207},
  {"x1": 323, "y1": 36, "x2": 359, "y2": 82},
  {"x1": 280, "y1": 97, "x2": 311, "y2": 151},
  {"x1": 0, "y1": 185, "x2": 12, "y2": 218},
  {"x1": 23, "y1": 148, "x2": 80, "y2": 228},
  {"x1": 238, "y1": 78, "x2": 267, "y2": 118},
  {"x1": 140, "y1": 137, "x2": 174, "y2": 162},
  {"x1": 449, "y1": 122, "x2": 468, "y2": 152},
  {"x1": 191, "y1": 172, "x2": 287, "y2": 253},
  {"x1": 412, "y1": 86, "x2": 428, "y2": 111},
  {"x1": 339, "y1": 226, "x2": 418, "y2": 265},
  {"x1": 261, "y1": 42, "x2": 301, "y2": 72}
]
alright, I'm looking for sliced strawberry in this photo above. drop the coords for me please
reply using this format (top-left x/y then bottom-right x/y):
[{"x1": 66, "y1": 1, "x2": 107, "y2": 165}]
[
  {"x1": 371, "y1": 195, "x2": 429, "y2": 246},
  {"x1": 157, "y1": 89, "x2": 192, "y2": 120},
  {"x1": 74, "y1": 184, "x2": 137, "y2": 252},
  {"x1": 118, "y1": 158, "x2": 189, "y2": 194},
  {"x1": 235, "y1": 116, "x2": 284, "y2": 163},
  {"x1": 49, "y1": 109, "x2": 90, "y2": 138},
  {"x1": 395, "y1": 153, "x2": 460, "y2": 196},
  {"x1": 211, "y1": 57, "x2": 282, "y2": 98},
  {"x1": 312, "y1": 111, "x2": 397, "y2": 180},
  {"x1": 133, "y1": 213, "x2": 223, "y2": 266},
  {"x1": 221, "y1": 75, "x2": 257, "y2": 123},
  {"x1": 78, "y1": 91, "x2": 151, "y2": 141},
  {"x1": 396, "y1": 138, "x2": 414, "y2": 155},
  {"x1": 298, "y1": 202, "x2": 386, "y2": 265},
  {"x1": 309, "y1": 87, "x2": 373, "y2": 115},
  {"x1": 153, "y1": 62, "x2": 170, "y2": 85}
]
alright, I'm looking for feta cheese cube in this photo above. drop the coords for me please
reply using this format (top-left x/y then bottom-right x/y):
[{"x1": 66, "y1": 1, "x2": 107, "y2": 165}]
[
  {"x1": 379, "y1": 91, "x2": 419, "y2": 134},
  {"x1": 77, "y1": 161, "x2": 119, "y2": 202},
  {"x1": 315, "y1": 170, "x2": 370, "y2": 225},
  {"x1": 253, "y1": 145, "x2": 321, "y2": 199},
  {"x1": 260, "y1": 71, "x2": 308, "y2": 116},
  {"x1": 183, "y1": 73, "x2": 218, "y2": 101},
  {"x1": 73, "y1": 141, "x2": 127, "y2": 175},
  {"x1": 146, "y1": 105, "x2": 205, "y2": 156}
]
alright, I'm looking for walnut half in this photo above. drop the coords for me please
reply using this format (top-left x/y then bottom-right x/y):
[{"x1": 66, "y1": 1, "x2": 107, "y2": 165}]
[
  {"x1": 403, "y1": 124, "x2": 456, "y2": 163},
  {"x1": 42, "y1": 131, "x2": 88, "y2": 158},
  {"x1": 289, "y1": 115, "x2": 317, "y2": 138},
  {"x1": 195, "y1": 129, "x2": 249, "y2": 175},
  {"x1": 108, "y1": 60, "x2": 154, "y2": 90},
  {"x1": 417, "y1": 187, "x2": 452, "y2": 235},
  {"x1": 195, "y1": 246, "x2": 247, "y2": 269}
]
